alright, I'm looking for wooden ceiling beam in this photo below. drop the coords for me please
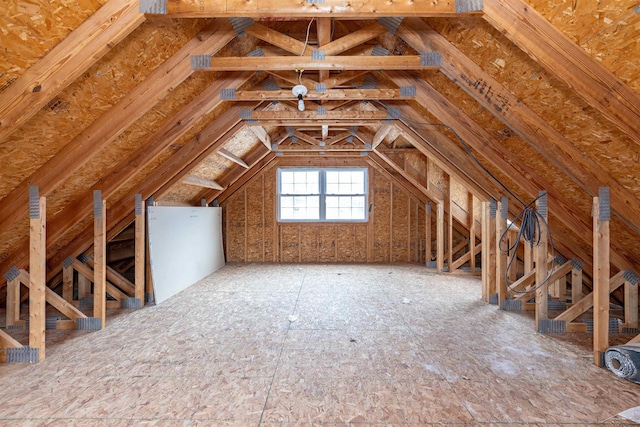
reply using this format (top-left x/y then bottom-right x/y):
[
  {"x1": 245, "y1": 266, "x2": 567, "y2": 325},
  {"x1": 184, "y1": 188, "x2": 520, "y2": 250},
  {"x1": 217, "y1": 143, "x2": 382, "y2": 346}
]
[
  {"x1": 247, "y1": 110, "x2": 389, "y2": 120},
  {"x1": 147, "y1": 0, "x2": 480, "y2": 18},
  {"x1": 317, "y1": 18, "x2": 332, "y2": 82},
  {"x1": 183, "y1": 175, "x2": 224, "y2": 190},
  {"x1": 247, "y1": 119, "x2": 389, "y2": 127},
  {"x1": 0, "y1": 0, "x2": 145, "y2": 142},
  {"x1": 0, "y1": 19, "x2": 237, "y2": 241},
  {"x1": 397, "y1": 18, "x2": 640, "y2": 237},
  {"x1": 218, "y1": 149, "x2": 249, "y2": 168},
  {"x1": 194, "y1": 55, "x2": 439, "y2": 71},
  {"x1": 248, "y1": 126, "x2": 272, "y2": 149},
  {"x1": 233, "y1": 88, "x2": 414, "y2": 101},
  {"x1": 372, "y1": 124, "x2": 394, "y2": 149},
  {"x1": 483, "y1": 0, "x2": 640, "y2": 146}
]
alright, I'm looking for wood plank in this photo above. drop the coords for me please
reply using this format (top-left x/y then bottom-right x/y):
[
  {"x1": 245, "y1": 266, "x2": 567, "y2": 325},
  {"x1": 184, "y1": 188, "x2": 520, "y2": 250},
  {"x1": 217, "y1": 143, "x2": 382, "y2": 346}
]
[
  {"x1": 496, "y1": 198, "x2": 508, "y2": 304},
  {"x1": 6, "y1": 275, "x2": 21, "y2": 327},
  {"x1": 624, "y1": 280, "x2": 638, "y2": 328},
  {"x1": 481, "y1": 202, "x2": 490, "y2": 301},
  {"x1": 571, "y1": 267, "x2": 583, "y2": 304},
  {"x1": 200, "y1": 55, "x2": 439, "y2": 71},
  {"x1": 446, "y1": 175, "x2": 453, "y2": 272},
  {"x1": 515, "y1": 261, "x2": 573, "y2": 302},
  {"x1": 469, "y1": 192, "x2": 476, "y2": 273},
  {"x1": 62, "y1": 265, "x2": 73, "y2": 302},
  {"x1": 426, "y1": 201, "x2": 432, "y2": 265},
  {"x1": 317, "y1": 17, "x2": 331, "y2": 82},
  {"x1": 135, "y1": 196, "x2": 145, "y2": 305},
  {"x1": 234, "y1": 88, "x2": 412, "y2": 101},
  {"x1": 249, "y1": 126, "x2": 272, "y2": 150},
  {"x1": 0, "y1": 0, "x2": 145, "y2": 142},
  {"x1": 555, "y1": 270, "x2": 626, "y2": 323},
  {"x1": 18, "y1": 270, "x2": 86, "y2": 321},
  {"x1": 0, "y1": 20, "x2": 238, "y2": 249},
  {"x1": 249, "y1": 110, "x2": 390, "y2": 120},
  {"x1": 450, "y1": 243, "x2": 482, "y2": 271},
  {"x1": 396, "y1": 17, "x2": 640, "y2": 240},
  {"x1": 593, "y1": 194, "x2": 610, "y2": 366},
  {"x1": 483, "y1": 0, "x2": 640, "y2": 146},
  {"x1": 29, "y1": 194, "x2": 46, "y2": 362},
  {"x1": 183, "y1": 175, "x2": 224, "y2": 190},
  {"x1": 436, "y1": 201, "x2": 444, "y2": 273},
  {"x1": 535, "y1": 193, "x2": 549, "y2": 331},
  {"x1": 156, "y1": 0, "x2": 469, "y2": 17},
  {"x1": 0, "y1": 329, "x2": 22, "y2": 351},
  {"x1": 94, "y1": 197, "x2": 107, "y2": 329},
  {"x1": 218, "y1": 149, "x2": 249, "y2": 168}
]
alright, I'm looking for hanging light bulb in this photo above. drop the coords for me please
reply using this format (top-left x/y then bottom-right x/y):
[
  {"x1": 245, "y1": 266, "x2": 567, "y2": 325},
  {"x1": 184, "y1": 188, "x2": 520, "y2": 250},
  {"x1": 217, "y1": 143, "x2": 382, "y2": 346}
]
[{"x1": 292, "y1": 84, "x2": 307, "y2": 112}]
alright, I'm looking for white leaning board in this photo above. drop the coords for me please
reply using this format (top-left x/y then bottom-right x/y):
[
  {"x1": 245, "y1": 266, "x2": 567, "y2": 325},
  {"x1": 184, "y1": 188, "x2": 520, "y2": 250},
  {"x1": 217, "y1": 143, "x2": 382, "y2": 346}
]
[{"x1": 147, "y1": 206, "x2": 225, "y2": 304}]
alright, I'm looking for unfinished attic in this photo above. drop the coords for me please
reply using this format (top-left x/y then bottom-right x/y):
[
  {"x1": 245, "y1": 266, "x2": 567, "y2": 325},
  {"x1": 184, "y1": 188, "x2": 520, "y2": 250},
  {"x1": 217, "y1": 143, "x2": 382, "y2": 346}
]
[{"x1": 1, "y1": 0, "x2": 640, "y2": 424}]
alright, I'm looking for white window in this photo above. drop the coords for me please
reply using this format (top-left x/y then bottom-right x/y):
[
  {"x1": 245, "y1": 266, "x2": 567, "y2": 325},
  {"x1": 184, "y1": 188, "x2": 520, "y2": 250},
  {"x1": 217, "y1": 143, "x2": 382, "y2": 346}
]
[{"x1": 278, "y1": 168, "x2": 368, "y2": 222}]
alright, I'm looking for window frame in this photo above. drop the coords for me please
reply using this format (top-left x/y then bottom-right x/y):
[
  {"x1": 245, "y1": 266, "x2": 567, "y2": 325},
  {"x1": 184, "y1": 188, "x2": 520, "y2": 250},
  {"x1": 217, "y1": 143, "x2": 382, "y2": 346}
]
[{"x1": 277, "y1": 167, "x2": 369, "y2": 223}]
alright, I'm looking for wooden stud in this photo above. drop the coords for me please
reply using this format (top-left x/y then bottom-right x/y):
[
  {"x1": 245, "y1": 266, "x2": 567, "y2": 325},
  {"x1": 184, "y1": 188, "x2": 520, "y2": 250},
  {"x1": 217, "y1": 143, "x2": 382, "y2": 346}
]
[
  {"x1": 524, "y1": 242, "x2": 533, "y2": 274},
  {"x1": 134, "y1": 195, "x2": 145, "y2": 306},
  {"x1": 446, "y1": 176, "x2": 453, "y2": 272},
  {"x1": 6, "y1": 272, "x2": 21, "y2": 327},
  {"x1": 389, "y1": 182, "x2": 394, "y2": 263},
  {"x1": 507, "y1": 229, "x2": 518, "y2": 285},
  {"x1": 535, "y1": 192, "x2": 549, "y2": 331},
  {"x1": 571, "y1": 266, "x2": 583, "y2": 304},
  {"x1": 425, "y1": 202, "x2": 432, "y2": 266},
  {"x1": 481, "y1": 201, "x2": 490, "y2": 301},
  {"x1": 62, "y1": 264, "x2": 73, "y2": 302},
  {"x1": 436, "y1": 201, "x2": 444, "y2": 273},
  {"x1": 624, "y1": 280, "x2": 638, "y2": 328},
  {"x1": 317, "y1": 17, "x2": 331, "y2": 82},
  {"x1": 496, "y1": 197, "x2": 508, "y2": 304},
  {"x1": 593, "y1": 189, "x2": 610, "y2": 366},
  {"x1": 29, "y1": 189, "x2": 46, "y2": 362},
  {"x1": 488, "y1": 200, "x2": 497, "y2": 299},
  {"x1": 94, "y1": 194, "x2": 106, "y2": 329},
  {"x1": 468, "y1": 192, "x2": 476, "y2": 273}
]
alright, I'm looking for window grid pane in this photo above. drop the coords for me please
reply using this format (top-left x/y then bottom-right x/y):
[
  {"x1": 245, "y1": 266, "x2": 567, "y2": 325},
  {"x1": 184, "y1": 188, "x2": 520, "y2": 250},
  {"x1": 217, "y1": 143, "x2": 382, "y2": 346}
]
[{"x1": 278, "y1": 168, "x2": 367, "y2": 222}]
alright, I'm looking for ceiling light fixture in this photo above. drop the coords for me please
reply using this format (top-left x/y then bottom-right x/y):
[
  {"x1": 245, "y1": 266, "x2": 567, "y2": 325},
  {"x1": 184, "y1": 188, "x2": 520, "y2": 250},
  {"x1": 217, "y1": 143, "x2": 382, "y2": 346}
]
[{"x1": 292, "y1": 84, "x2": 308, "y2": 111}]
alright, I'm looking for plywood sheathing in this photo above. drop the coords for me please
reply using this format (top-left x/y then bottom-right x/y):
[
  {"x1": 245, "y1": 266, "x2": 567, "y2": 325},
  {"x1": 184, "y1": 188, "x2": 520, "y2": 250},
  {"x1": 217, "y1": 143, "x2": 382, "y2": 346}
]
[
  {"x1": 411, "y1": 17, "x2": 640, "y2": 264},
  {"x1": 0, "y1": 19, "x2": 210, "y2": 249},
  {"x1": 0, "y1": 0, "x2": 108, "y2": 86},
  {"x1": 223, "y1": 166, "x2": 427, "y2": 264},
  {"x1": 0, "y1": 264, "x2": 638, "y2": 423}
]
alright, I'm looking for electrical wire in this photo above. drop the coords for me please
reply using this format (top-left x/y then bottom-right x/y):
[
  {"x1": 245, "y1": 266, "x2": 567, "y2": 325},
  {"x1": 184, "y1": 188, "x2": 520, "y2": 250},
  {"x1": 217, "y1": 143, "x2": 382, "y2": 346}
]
[{"x1": 301, "y1": 18, "x2": 314, "y2": 56}]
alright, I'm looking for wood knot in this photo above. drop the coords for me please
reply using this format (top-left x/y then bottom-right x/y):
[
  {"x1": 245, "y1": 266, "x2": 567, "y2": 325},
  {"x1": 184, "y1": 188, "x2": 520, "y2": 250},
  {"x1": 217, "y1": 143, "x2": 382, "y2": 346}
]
[{"x1": 32, "y1": 85, "x2": 42, "y2": 92}]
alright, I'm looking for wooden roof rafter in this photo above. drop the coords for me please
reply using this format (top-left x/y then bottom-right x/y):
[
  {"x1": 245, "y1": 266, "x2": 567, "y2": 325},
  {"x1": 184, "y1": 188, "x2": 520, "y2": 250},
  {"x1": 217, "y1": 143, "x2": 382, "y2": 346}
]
[
  {"x1": 396, "y1": 17, "x2": 640, "y2": 237},
  {"x1": 0, "y1": 0, "x2": 145, "y2": 142},
  {"x1": 0, "y1": 19, "x2": 238, "y2": 242},
  {"x1": 483, "y1": 0, "x2": 640, "y2": 146}
]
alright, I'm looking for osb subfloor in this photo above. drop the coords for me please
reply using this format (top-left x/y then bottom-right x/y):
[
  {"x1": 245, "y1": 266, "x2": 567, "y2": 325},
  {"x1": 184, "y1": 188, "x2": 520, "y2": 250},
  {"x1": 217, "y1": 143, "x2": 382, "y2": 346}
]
[{"x1": 1, "y1": 263, "x2": 639, "y2": 426}]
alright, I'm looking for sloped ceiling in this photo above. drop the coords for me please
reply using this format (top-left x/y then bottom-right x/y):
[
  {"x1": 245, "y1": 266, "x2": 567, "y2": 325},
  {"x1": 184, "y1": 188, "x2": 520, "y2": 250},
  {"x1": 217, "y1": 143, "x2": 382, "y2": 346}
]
[{"x1": 0, "y1": 0, "x2": 639, "y2": 284}]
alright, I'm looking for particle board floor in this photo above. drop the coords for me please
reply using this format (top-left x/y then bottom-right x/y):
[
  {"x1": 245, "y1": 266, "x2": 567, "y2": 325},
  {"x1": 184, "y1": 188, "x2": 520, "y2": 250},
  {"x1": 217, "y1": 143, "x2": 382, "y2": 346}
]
[{"x1": 0, "y1": 263, "x2": 639, "y2": 426}]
